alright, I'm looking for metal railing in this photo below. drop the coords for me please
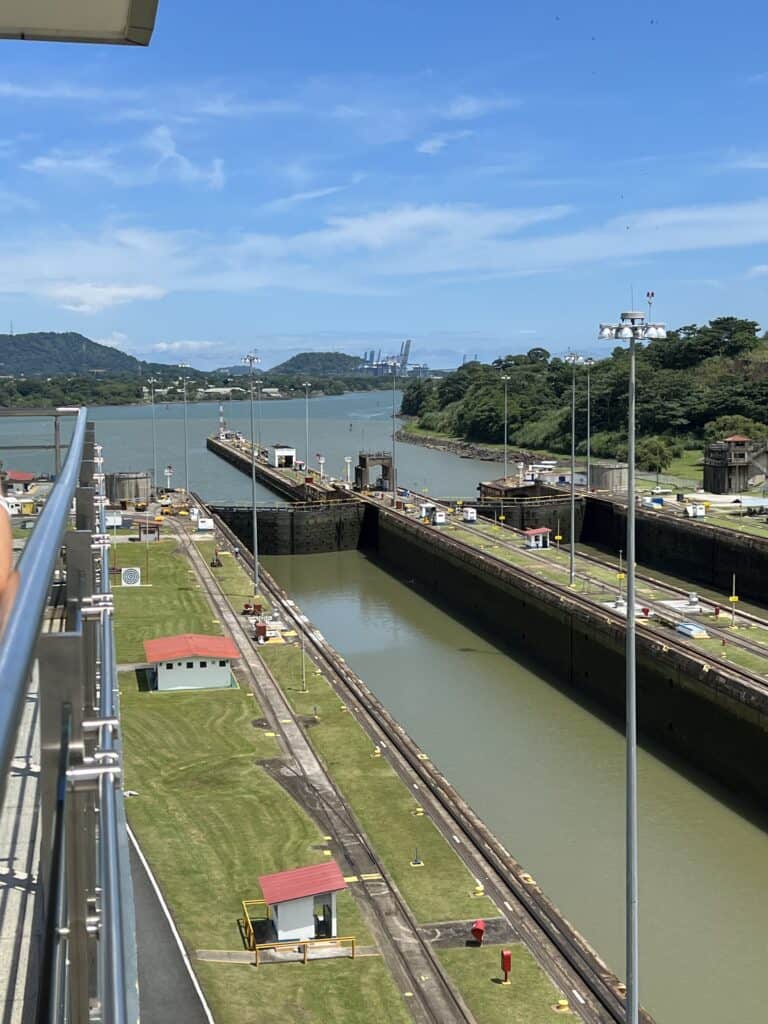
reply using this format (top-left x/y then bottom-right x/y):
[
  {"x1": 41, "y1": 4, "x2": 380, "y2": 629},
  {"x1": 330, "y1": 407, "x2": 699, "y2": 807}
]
[{"x1": 0, "y1": 409, "x2": 138, "y2": 1023}]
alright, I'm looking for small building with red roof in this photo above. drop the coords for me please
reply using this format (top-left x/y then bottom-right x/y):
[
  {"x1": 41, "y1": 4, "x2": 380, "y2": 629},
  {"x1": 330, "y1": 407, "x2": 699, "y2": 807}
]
[
  {"x1": 523, "y1": 526, "x2": 551, "y2": 550},
  {"x1": 258, "y1": 860, "x2": 347, "y2": 942},
  {"x1": 143, "y1": 634, "x2": 239, "y2": 691},
  {"x1": 5, "y1": 470, "x2": 36, "y2": 493}
]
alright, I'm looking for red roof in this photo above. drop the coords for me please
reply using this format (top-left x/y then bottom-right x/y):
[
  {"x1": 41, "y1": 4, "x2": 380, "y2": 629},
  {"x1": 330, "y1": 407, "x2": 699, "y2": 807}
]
[
  {"x1": 143, "y1": 634, "x2": 239, "y2": 663},
  {"x1": 6, "y1": 471, "x2": 35, "y2": 482},
  {"x1": 523, "y1": 527, "x2": 551, "y2": 535},
  {"x1": 724, "y1": 435, "x2": 750, "y2": 442},
  {"x1": 259, "y1": 861, "x2": 347, "y2": 906}
]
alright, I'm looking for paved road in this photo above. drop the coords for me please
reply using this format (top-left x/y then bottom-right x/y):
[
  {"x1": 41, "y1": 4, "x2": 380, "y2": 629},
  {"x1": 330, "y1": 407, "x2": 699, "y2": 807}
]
[{"x1": 130, "y1": 841, "x2": 210, "y2": 1024}]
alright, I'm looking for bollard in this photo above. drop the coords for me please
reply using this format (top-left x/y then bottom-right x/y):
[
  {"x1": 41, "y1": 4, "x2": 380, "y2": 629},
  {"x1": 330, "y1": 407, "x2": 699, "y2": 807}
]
[{"x1": 500, "y1": 948, "x2": 512, "y2": 985}]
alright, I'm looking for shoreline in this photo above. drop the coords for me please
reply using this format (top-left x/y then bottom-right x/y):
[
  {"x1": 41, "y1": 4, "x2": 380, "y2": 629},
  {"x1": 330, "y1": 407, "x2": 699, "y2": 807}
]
[{"x1": 395, "y1": 425, "x2": 547, "y2": 465}]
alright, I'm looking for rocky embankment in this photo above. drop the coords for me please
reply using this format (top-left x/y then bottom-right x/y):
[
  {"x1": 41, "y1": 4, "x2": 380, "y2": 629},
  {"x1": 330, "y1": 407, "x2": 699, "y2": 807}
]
[{"x1": 396, "y1": 427, "x2": 540, "y2": 464}]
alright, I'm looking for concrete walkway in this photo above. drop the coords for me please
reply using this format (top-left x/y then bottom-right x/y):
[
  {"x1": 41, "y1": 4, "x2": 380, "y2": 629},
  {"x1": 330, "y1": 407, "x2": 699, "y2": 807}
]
[
  {"x1": 0, "y1": 683, "x2": 41, "y2": 1024},
  {"x1": 130, "y1": 840, "x2": 210, "y2": 1024}
]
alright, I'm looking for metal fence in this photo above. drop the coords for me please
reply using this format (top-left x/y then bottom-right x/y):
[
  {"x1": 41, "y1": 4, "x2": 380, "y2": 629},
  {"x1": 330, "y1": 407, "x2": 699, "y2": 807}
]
[{"x1": 0, "y1": 409, "x2": 138, "y2": 1023}]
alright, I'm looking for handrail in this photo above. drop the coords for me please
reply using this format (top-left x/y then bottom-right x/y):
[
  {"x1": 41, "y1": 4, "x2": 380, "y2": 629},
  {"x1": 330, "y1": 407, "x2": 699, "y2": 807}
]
[{"x1": 0, "y1": 406, "x2": 86, "y2": 811}]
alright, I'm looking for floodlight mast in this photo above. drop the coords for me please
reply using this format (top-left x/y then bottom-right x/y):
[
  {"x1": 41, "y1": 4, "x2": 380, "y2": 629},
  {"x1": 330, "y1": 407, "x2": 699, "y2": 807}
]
[{"x1": 597, "y1": 307, "x2": 666, "y2": 1024}]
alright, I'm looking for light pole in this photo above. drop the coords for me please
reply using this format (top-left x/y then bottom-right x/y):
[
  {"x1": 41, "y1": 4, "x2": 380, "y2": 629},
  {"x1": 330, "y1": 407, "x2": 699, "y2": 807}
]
[
  {"x1": 565, "y1": 353, "x2": 582, "y2": 585},
  {"x1": 391, "y1": 368, "x2": 398, "y2": 504},
  {"x1": 303, "y1": 382, "x2": 311, "y2": 471},
  {"x1": 242, "y1": 351, "x2": 261, "y2": 598},
  {"x1": 501, "y1": 374, "x2": 511, "y2": 480},
  {"x1": 178, "y1": 363, "x2": 191, "y2": 498},
  {"x1": 598, "y1": 309, "x2": 666, "y2": 1024},
  {"x1": 147, "y1": 376, "x2": 159, "y2": 496},
  {"x1": 254, "y1": 378, "x2": 264, "y2": 457},
  {"x1": 585, "y1": 358, "x2": 594, "y2": 492}
]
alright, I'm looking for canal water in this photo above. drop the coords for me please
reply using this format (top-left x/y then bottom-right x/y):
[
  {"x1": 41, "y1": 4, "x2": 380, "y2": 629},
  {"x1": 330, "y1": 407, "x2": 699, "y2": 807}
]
[{"x1": 2, "y1": 393, "x2": 765, "y2": 1022}]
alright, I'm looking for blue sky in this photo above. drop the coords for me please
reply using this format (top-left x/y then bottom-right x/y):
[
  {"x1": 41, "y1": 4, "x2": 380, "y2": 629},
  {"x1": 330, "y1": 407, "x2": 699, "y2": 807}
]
[{"x1": 1, "y1": 1, "x2": 768, "y2": 369}]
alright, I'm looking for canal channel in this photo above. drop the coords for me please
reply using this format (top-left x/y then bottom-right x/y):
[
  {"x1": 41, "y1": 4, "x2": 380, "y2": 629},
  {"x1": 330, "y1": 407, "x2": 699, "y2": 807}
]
[{"x1": 4, "y1": 392, "x2": 766, "y2": 1023}]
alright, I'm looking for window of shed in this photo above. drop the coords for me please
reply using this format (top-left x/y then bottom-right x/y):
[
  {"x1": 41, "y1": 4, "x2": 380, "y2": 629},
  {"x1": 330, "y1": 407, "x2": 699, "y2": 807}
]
[
  {"x1": 166, "y1": 663, "x2": 173, "y2": 670},
  {"x1": 186, "y1": 661, "x2": 194, "y2": 669},
  {"x1": 218, "y1": 659, "x2": 227, "y2": 666},
  {"x1": 200, "y1": 661, "x2": 207, "y2": 668}
]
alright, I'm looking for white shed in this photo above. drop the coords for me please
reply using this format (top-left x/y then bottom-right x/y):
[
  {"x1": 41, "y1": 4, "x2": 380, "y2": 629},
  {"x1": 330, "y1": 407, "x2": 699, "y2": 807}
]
[
  {"x1": 523, "y1": 526, "x2": 551, "y2": 549},
  {"x1": 143, "y1": 634, "x2": 239, "y2": 691},
  {"x1": 270, "y1": 444, "x2": 296, "y2": 469},
  {"x1": 258, "y1": 861, "x2": 347, "y2": 942}
]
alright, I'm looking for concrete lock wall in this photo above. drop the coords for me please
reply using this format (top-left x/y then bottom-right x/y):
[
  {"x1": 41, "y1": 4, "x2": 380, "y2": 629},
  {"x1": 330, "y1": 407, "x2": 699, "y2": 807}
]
[
  {"x1": 212, "y1": 503, "x2": 367, "y2": 555},
  {"x1": 364, "y1": 506, "x2": 768, "y2": 805},
  {"x1": 583, "y1": 497, "x2": 768, "y2": 604},
  {"x1": 477, "y1": 496, "x2": 585, "y2": 535}
]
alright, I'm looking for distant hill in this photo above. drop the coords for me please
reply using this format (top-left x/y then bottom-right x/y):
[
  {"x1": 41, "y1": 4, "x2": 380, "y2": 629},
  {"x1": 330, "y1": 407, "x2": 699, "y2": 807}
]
[
  {"x1": 0, "y1": 332, "x2": 142, "y2": 376},
  {"x1": 267, "y1": 351, "x2": 364, "y2": 376}
]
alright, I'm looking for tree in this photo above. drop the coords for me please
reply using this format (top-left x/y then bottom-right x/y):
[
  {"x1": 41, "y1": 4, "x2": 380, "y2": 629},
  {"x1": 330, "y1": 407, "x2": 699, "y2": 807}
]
[
  {"x1": 702, "y1": 415, "x2": 768, "y2": 446},
  {"x1": 636, "y1": 437, "x2": 673, "y2": 482}
]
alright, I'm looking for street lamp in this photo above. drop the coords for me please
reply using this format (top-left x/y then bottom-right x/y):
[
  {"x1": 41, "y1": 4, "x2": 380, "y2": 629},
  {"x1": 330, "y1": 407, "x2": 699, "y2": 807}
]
[
  {"x1": 178, "y1": 363, "x2": 191, "y2": 498},
  {"x1": 302, "y1": 382, "x2": 312, "y2": 471},
  {"x1": 500, "y1": 375, "x2": 511, "y2": 481},
  {"x1": 254, "y1": 378, "x2": 264, "y2": 457},
  {"x1": 242, "y1": 351, "x2": 261, "y2": 598},
  {"x1": 147, "y1": 376, "x2": 159, "y2": 496},
  {"x1": 585, "y1": 358, "x2": 595, "y2": 492},
  {"x1": 565, "y1": 353, "x2": 583, "y2": 586},
  {"x1": 598, "y1": 308, "x2": 666, "y2": 1024},
  {"x1": 391, "y1": 368, "x2": 398, "y2": 504}
]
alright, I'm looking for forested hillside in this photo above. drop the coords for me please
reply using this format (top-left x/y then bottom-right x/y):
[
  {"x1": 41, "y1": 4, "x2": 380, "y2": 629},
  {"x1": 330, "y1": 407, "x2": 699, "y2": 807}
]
[
  {"x1": 0, "y1": 332, "x2": 142, "y2": 376},
  {"x1": 401, "y1": 318, "x2": 768, "y2": 470}
]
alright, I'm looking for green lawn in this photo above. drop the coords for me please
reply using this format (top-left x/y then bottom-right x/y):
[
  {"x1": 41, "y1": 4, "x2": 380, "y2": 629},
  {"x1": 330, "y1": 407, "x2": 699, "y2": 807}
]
[
  {"x1": 112, "y1": 540, "x2": 221, "y2": 662},
  {"x1": 260, "y1": 644, "x2": 497, "y2": 924},
  {"x1": 437, "y1": 944, "x2": 565, "y2": 1024},
  {"x1": 120, "y1": 676, "x2": 406, "y2": 1021},
  {"x1": 195, "y1": 958, "x2": 413, "y2": 1024},
  {"x1": 196, "y1": 540, "x2": 272, "y2": 612}
]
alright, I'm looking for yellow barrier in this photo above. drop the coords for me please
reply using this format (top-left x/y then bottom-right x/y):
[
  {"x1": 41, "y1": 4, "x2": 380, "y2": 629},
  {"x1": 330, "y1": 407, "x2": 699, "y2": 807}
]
[
  {"x1": 250, "y1": 935, "x2": 357, "y2": 967},
  {"x1": 241, "y1": 899, "x2": 269, "y2": 951}
]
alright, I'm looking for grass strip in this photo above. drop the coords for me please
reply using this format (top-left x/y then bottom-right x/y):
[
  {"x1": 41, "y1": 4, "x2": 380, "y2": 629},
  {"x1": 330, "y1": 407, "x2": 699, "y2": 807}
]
[
  {"x1": 437, "y1": 944, "x2": 564, "y2": 1023},
  {"x1": 112, "y1": 540, "x2": 219, "y2": 663},
  {"x1": 260, "y1": 644, "x2": 496, "y2": 924}
]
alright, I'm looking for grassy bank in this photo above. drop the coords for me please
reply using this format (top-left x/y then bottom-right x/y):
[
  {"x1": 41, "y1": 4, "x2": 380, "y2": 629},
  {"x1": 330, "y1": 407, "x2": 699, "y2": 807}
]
[
  {"x1": 115, "y1": 539, "x2": 409, "y2": 1023},
  {"x1": 260, "y1": 645, "x2": 496, "y2": 924}
]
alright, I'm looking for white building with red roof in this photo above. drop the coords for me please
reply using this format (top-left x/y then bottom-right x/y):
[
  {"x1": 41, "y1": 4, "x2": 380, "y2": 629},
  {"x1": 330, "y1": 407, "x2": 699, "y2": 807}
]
[
  {"x1": 143, "y1": 634, "x2": 239, "y2": 691},
  {"x1": 258, "y1": 860, "x2": 347, "y2": 942}
]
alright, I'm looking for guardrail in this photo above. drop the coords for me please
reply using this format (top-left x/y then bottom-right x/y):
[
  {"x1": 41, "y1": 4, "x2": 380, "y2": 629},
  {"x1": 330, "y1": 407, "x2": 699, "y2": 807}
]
[
  {"x1": 251, "y1": 935, "x2": 356, "y2": 966},
  {"x1": 0, "y1": 409, "x2": 138, "y2": 1023}
]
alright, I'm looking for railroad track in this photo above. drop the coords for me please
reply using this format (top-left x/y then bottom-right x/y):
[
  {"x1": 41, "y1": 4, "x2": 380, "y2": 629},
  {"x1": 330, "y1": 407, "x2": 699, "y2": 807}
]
[
  {"x1": 396, "y1": 490, "x2": 768, "y2": 691},
  {"x1": 202, "y1": 506, "x2": 650, "y2": 1024},
  {"x1": 173, "y1": 520, "x2": 475, "y2": 1024}
]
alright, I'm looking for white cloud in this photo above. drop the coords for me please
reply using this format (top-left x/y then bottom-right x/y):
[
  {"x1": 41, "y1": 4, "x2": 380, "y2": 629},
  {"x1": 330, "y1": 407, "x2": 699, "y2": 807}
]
[
  {"x1": 23, "y1": 126, "x2": 224, "y2": 190},
  {"x1": 44, "y1": 283, "x2": 166, "y2": 313},
  {"x1": 144, "y1": 125, "x2": 224, "y2": 189},
  {"x1": 5, "y1": 197, "x2": 768, "y2": 313},
  {"x1": 417, "y1": 130, "x2": 473, "y2": 155},
  {"x1": 748, "y1": 265, "x2": 768, "y2": 277},
  {"x1": 0, "y1": 188, "x2": 37, "y2": 212},
  {"x1": 726, "y1": 151, "x2": 768, "y2": 170},
  {"x1": 440, "y1": 94, "x2": 520, "y2": 120},
  {"x1": 152, "y1": 340, "x2": 221, "y2": 353},
  {"x1": 193, "y1": 95, "x2": 302, "y2": 118},
  {"x1": 0, "y1": 81, "x2": 138, "y2": 102}
]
